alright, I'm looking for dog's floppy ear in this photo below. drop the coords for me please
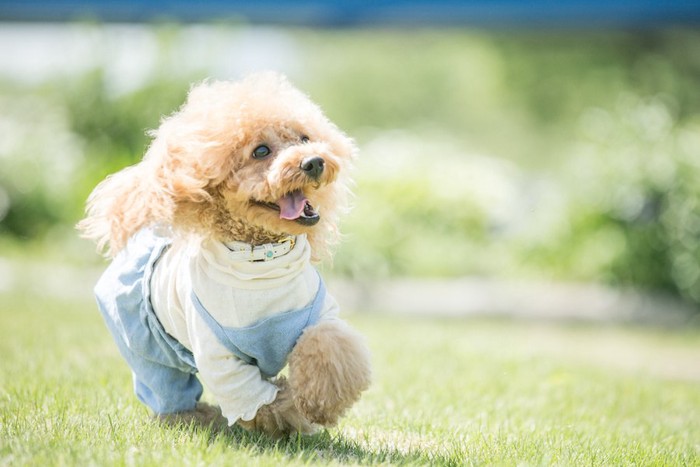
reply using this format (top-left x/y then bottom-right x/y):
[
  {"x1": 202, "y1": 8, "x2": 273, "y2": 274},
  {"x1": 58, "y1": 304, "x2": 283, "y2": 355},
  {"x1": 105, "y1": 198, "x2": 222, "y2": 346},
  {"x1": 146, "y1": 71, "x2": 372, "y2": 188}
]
[
  {"x1": 76, "y1": 142, "x2": 176, "y2": 257},
  {"x1": 77, "y1": 82, "x2": 235, "y2": 257},
  {"x1": 76, "y1": 137, "x2": 222, "y2": 258}
]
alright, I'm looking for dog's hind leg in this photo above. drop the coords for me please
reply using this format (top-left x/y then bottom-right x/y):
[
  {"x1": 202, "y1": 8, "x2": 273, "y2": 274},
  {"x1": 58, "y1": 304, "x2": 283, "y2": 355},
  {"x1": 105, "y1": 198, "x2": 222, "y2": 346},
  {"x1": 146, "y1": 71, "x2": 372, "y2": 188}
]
[
  {"x1": 156, "y1": 402, "x2": 228, "y2": 432},
  {"x1": 287, "y1": 320, "x2": 372, "y2": 426}
]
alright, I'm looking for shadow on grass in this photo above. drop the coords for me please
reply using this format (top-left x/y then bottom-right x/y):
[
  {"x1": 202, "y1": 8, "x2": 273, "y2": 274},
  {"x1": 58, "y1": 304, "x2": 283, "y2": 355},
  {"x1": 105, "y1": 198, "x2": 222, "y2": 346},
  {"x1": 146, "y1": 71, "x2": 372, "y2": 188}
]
[{"x1": 179, "y1": 423, "x2": 439, "y2": 464}]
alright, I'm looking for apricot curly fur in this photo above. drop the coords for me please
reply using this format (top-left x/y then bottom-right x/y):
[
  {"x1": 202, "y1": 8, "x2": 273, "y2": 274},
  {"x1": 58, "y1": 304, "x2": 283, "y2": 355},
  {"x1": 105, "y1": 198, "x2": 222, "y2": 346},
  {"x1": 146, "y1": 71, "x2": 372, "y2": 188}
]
[{"x1": 288, "y1": 321, "x2": 372, "y2": 426}]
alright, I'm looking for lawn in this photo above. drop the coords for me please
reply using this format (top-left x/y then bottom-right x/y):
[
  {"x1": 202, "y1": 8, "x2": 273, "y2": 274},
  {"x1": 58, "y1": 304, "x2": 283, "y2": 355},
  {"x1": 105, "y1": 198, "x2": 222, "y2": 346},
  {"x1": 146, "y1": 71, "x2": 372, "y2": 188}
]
[{"x1": 1, "y1": 289, "x2": 698, "y2": 466}]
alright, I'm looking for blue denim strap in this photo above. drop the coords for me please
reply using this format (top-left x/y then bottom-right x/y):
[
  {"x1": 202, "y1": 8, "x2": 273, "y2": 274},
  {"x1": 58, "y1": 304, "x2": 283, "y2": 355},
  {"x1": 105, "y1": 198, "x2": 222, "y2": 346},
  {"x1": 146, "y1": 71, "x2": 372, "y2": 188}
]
[
  {"x1": 190, "y1": 276, "x2": 326, "y2": 378},
  {"x1": 95, "y1": 228, "x2": 202, "y2": 414}
]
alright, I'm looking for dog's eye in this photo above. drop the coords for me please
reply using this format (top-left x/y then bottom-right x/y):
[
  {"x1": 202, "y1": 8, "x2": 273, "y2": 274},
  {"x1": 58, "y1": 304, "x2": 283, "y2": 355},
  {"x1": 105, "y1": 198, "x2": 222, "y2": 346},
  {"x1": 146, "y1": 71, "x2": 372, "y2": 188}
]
[
  {"x1": 301, "y1": 135, "x2": 310, "y2": 144},
  {"x1": 252, "y1": 145, "x2": 271, "y2": 159}
]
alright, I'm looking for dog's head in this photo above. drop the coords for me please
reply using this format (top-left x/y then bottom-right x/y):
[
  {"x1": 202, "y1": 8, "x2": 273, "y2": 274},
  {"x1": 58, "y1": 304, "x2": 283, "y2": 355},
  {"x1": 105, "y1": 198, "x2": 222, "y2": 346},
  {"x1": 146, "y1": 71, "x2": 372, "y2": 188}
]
[{"x1": 79, "y1": 73, "x2": 355, "y2": 260}]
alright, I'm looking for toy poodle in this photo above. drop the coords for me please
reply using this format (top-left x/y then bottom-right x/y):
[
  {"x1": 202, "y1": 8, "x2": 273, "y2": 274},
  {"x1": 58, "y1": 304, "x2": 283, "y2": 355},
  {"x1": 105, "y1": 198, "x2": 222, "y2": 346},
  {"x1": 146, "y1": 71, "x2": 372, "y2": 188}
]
[{"x1": 77, "y1": 72, "x2": 372, "y2": 437}]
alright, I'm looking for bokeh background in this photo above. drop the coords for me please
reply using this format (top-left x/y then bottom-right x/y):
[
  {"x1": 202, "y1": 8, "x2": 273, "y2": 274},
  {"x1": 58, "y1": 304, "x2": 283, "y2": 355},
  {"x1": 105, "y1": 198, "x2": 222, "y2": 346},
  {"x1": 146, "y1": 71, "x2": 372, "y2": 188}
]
[
  {"x1": 3, "y1": 7, "x2": 700, "y2": 463},
  {"x1": 1, "y1": 3, "x2": 700, "y2": 323}
]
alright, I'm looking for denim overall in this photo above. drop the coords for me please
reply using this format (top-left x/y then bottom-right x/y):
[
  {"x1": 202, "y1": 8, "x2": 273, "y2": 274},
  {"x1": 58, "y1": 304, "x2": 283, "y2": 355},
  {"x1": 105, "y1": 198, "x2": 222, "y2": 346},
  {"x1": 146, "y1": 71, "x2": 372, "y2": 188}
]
[{"x1": 95, "y1": 229, "x2": 324, "y2": 414}]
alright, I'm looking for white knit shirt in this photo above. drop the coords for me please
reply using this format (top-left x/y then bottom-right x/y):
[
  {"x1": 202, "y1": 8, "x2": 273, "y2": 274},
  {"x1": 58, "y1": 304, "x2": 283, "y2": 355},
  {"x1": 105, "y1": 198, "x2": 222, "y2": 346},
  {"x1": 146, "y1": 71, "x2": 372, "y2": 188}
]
[{"x1": 149, "y1": 234, "x2": 339, "y2": 424}]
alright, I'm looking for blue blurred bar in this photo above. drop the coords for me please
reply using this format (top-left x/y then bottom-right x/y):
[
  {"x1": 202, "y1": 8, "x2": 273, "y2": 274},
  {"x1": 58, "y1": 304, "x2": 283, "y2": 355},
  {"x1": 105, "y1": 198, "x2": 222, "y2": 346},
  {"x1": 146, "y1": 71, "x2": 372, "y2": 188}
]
[{"x1": 0, "y1": 1, "x2": 699, "y2": 27}]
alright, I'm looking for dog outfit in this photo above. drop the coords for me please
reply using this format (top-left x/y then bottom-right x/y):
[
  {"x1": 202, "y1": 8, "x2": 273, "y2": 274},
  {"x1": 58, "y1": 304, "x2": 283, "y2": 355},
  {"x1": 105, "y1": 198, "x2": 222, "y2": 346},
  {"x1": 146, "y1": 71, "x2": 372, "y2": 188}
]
[{"x1": 95, "y1": 228, "x2": 339, "y2": 424}]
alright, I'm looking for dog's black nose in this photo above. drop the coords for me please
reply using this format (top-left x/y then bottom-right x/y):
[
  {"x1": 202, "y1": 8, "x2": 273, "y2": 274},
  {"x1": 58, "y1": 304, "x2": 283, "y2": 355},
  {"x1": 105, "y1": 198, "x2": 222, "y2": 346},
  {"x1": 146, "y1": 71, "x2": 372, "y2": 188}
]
[{"x1": 300, "y1": 156, "x2": 325, "y2": 179}]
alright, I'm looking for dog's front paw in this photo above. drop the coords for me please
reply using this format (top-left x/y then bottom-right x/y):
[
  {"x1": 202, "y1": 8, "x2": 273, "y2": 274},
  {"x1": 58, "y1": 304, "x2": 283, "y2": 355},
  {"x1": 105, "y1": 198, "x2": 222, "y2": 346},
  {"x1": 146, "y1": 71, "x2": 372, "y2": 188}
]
[
  {"x1": 288, "y1": 320, "x2": 372, "y2": 426},
  {"x1": 236, "y1": 377, "x2": 317, "y2": 438}
]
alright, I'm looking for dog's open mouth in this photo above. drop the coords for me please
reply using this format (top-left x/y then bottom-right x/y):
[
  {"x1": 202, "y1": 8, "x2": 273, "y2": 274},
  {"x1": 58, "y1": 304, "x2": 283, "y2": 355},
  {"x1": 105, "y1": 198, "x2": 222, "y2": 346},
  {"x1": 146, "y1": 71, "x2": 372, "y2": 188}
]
[{"x1": 254, "y1": 189, "x2": 320, "y2": 226}]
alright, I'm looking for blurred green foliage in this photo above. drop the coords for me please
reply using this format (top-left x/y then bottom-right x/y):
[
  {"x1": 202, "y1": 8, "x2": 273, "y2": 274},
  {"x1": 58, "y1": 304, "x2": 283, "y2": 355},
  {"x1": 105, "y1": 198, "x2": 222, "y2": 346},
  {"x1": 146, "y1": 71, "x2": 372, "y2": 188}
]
[
  {"x1": 1, "y1": 26, "x2": 699, "y2": 307},
  {"x1": 522, "y1": 95, "x2": 700, "y2": 303}
]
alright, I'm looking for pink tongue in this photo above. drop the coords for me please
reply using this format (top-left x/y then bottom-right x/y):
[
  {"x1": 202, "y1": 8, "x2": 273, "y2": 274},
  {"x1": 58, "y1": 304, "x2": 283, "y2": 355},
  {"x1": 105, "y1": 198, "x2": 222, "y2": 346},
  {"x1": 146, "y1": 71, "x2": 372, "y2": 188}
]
[{"x1": 278, "y1": 190, "x2": 307, "y2": 220}]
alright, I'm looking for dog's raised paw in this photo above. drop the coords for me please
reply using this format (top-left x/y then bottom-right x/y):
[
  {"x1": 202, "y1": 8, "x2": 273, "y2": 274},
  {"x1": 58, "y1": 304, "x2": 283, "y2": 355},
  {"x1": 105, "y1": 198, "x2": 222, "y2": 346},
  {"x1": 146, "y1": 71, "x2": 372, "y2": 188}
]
[{"x1": 288, "y1": 321, "x2": 372, "y2": 426}]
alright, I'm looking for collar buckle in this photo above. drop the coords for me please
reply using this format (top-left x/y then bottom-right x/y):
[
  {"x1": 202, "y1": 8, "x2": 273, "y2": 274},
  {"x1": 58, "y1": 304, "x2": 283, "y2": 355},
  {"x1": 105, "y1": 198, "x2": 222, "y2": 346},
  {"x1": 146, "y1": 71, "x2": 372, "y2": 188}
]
[{"x1": 261, "y1": 236, "x2": 295, "y2": 261}]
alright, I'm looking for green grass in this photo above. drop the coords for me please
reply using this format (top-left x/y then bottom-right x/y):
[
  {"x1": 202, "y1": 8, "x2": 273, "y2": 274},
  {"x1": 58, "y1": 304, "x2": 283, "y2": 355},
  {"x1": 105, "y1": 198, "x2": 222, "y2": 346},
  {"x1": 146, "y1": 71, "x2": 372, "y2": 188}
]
[{"x1": 1, "y1": 290, "x2": 699, "y2": 466}]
